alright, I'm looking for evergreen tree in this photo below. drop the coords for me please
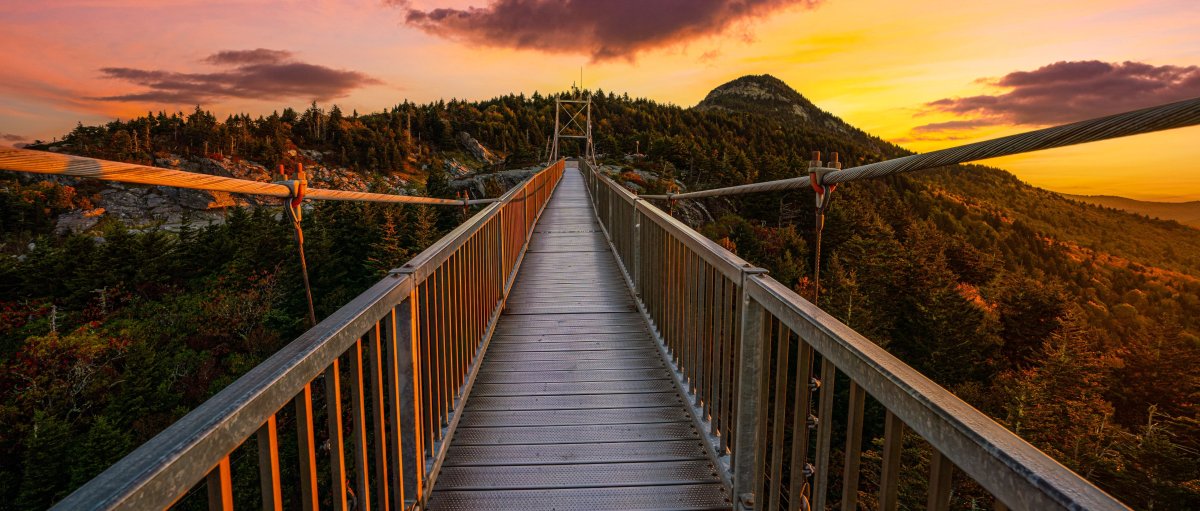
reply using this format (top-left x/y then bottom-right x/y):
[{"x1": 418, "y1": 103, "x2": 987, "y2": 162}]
[
  {"x1": 70, "y1": 417, "x2": 133, "y2": 488},
  {"x1": 16, "y1": 412, "x2": 72, "y2": 509}
]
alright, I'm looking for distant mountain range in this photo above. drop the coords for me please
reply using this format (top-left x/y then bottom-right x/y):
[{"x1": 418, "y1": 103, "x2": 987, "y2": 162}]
[{"x1": 1064, "y1": 194, "x2": 1200, "y2": 229}]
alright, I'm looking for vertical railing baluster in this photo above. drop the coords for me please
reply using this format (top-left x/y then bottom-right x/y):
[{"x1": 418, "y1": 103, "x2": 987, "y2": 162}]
[
  {"x1": 347, "y1": 339, "x2": 372, "y2": 511},
  {"x1": 448, "y1": 254, "x2": 460, "y2": 399},
  {"x1": 458, "y1": 249, "x2": 467, "y2": 393},
  {"x1": 206, "y1": 456, "x2": 233, "y2": 511},
  {"x1": 665, "y1": 236, "x2": 675, "y2": 360},
  {"x1": 841, "y1": 382, "x2": 866, "y2": 511},
  {"x1": 789, "y1": 340, "x2": 815, "y2": 508},
  {"x1": 257, "y1": 415, "x2": 283, "y2": 511},
  {"x1": 497, "y1": 216, "x2": 506, "y2": 298},
  {"x1": 928, "y1": 450, "x2": 954, "y2": 511},
  {"x1": 467, "y1": 238, "x2": 475, "y2": 375},
  {"x1": 444, "y1": 258, "x2": 454, "y2": 409},
  {"x1": 325, "y1": 359, "x2": 348, "y2": 511},
  {"x1": 380, "y1": 306, "x2": 408, "y2": 510},
  {"x1": 694, "y1": 254, "x2": 705, "y2": 400},
  {"x1": 295, "y1": 383, "x2": 320, "y2": 511},
  {"x1": 472, "y1": 234, "x2": 481, "y2": 354},
  {"x1": 754, "y1": 319, "x2": 772, "y2": 503},
  {"x1": 632, "y1": 207, "x2": 642, "y2": 289},
  {"x1": 466, "y1": 241, "x2": 474, "y2": 380},
  {"x1": 812, "y1": 358, "x2": 837, "y2": 511},
  {"x1": 768, "y1": 322, "x2": 790, "y2": 511},
  {"x1": 658, "y1": 226, "x2": 665, "y2": 338},
  {"x1": 712, "y1": 274, "x2": 726, "y2": 441},
  {"x1": 444, "y1": 258, "x2": 456, "y2": 408},
  {"x1": 666, "y1": 236, "x2": 675, "y2": 359},
  {"x1": 687, "y1": 252, "x2": 698, "y2": 393},
  {"x1": 729, "y1": 277, "x2": 738, "y2": 446},
  {"x1": 704, "y1": 266, "x2": 716, "y2": 419},
  {"x1": 880, "y1": 410, "x2": 906, "y2": 511},
  {"x1": 366, "y1": 324, "x2": 390, "y2": 510},
  {"x1": 673, "y1": 239, "x2": 683, "y2": 364},
  {"x1": 420, "y1": 281, "x2": 435, "y2": 461},
  {"x1": 434, "y1": 268, "x2": 447, "y2": 434},
  {"x1": 444, "y1": 261, "x2": 451, "y2": 424}
]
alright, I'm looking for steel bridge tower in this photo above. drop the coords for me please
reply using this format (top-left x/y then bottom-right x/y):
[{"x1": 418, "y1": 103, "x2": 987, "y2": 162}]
[{"x1": 549, "y1": 92, "x2": 596, "y2": 165}]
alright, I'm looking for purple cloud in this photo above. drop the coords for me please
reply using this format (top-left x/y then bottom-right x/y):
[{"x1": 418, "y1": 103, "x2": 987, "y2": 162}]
[
  {"x1": 399, "y1": 0, "x2": 821, "y2": 61},
  {"x1": 202, "y1": 48, "x2": 293, "y2": 66},
  {"x1": 925, "y1": 60, "x2": 1200, "y2": 126},
  {"x1": 1, "y1": 133, "x2": 25, "y2": 142},
  {"x1": 94, "y1": 49, "x2": 381, "y2": 104}
]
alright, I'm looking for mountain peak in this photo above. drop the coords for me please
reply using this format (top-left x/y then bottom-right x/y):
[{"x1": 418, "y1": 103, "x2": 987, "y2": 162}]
[
  {"x1": 694, "y1": 74, "x2": 882, "y2": 150},
  {"x1": 695, "y1": 74, "x2": 821, "y2": 121}
]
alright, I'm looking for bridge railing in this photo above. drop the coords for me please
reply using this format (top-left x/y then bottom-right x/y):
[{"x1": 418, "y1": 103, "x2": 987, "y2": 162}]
[
  {"x1": 581, "y1": 160, "x2": 1128, "y2": 511},
  {"x1": 54, "y1": 160, "x2": 566, "y2": 511}
]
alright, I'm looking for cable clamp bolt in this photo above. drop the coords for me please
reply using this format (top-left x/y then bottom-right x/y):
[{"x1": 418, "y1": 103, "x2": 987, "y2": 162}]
[{"x1": 808, "y1": 151, "x2": 841, "y2": 210}]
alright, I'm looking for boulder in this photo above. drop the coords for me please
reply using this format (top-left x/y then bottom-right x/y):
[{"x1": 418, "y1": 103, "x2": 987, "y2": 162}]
[
  {"x1": 458, "y1": 132, "x2": 501, "y2": 165},
  {"x1": 56, "y1": 208, "x2": 105, "y2": 234}
]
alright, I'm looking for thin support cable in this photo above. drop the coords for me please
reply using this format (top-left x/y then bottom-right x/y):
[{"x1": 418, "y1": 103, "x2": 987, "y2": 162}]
[{"x1": 278, "y1": 164, "x2": 318, "y2": 327}]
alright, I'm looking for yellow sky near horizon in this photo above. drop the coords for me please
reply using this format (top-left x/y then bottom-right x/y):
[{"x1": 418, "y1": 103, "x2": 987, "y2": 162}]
[{"x1": 1, "y1": 0, "x2": 1198, "y2": 200}]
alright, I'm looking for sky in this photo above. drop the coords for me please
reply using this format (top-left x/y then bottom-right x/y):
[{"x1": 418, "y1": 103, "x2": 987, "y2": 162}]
[{"x1": 2, "y1": 0, "x2": 1198, "y2": 200}]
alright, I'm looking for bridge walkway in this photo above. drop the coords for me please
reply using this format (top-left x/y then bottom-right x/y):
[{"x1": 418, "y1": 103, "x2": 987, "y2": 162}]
[{"x1": 426, "y1": 167, "x2": 732, "y2": 510}]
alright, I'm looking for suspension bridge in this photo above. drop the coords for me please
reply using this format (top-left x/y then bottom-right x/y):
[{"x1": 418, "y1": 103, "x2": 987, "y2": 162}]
[{"x1": 2, "y1": 96, "x2": 1199, "y2": 510}]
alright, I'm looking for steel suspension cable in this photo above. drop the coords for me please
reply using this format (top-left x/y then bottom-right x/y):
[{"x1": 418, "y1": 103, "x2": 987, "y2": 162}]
[
  {"x1": 0, "y1": 146, "x2": 497, "y2": 206},
  {"x1": 641, "y1": 96, "x2": 1200, "y2": 200}
]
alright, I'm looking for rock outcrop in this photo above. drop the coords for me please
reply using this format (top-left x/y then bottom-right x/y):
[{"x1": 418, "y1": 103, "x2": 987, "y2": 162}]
[
  {"x1": 54, "y1": 153, "x2": 418, "y2": 233},
  {"x1": 458, "y1": 132, "x2": 502, "y2": 165},
  {"x1": 451, "y1": 166, "x2": 542, "y2": 199}
]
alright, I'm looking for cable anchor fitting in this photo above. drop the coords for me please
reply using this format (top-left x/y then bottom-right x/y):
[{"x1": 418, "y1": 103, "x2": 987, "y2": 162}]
[
  {"x1": 274, "y1": 163, "x2": 308, "y2": 223},
  {"x1": 808, "y1": 151, "x2": 841, "y2": 225},
  {"x1": 458, "y1": 191, "x2": 470, "y2": 217}
]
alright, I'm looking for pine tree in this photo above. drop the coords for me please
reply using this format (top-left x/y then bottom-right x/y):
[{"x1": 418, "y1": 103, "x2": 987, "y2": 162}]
[
  {"x1": 16, "y1": 412, "x2": 73, "y2": 509},
  {"x1": 405, "y1": 205, "x2": 439, "y2": 251},
  {"x1": 366, "y1": 207, "x2": 409, "y2": 276},
  {"x1": 69, "y1": 417, "x2": 133, "y2": 488}
]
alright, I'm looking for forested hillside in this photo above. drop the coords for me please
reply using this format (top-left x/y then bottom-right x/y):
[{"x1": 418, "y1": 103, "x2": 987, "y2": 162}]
[
  {"x1": 0, "y1": 75, "x2": 1197, "y2": 509},
  {"x1": 617, "y1": 76, "x2": 1200, "y2": 509},
  {"x1": 1066, "y1": 194, "x2": 1200, "y2": 229}
]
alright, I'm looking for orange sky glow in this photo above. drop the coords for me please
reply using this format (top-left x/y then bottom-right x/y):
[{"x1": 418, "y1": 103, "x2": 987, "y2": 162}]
[{"x1": 1, "y1": 0, "x2": 1198, "y2": 200}]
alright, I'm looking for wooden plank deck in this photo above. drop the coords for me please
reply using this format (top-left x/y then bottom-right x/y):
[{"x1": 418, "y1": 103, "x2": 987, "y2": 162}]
[{"x1": 427, "y1": 166, "x2": 732, "y2": 510}]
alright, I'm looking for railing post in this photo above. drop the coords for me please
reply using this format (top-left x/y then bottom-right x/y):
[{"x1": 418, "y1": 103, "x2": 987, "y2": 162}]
[
  {"x1": 733, "y1": 268, "x2": 769, "y2": 511},
  {"x1": 632, "y1": 205, "x2": 642, "y2": 293}
]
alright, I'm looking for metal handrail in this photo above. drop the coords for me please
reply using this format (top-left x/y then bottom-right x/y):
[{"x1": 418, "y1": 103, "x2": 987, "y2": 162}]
[
  {"x1": 582, "y1": 160, "x2": 1129, "y2": 511},
  {"x1": 53, "y1": 160, "x2": 566, "y2": 510}
]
